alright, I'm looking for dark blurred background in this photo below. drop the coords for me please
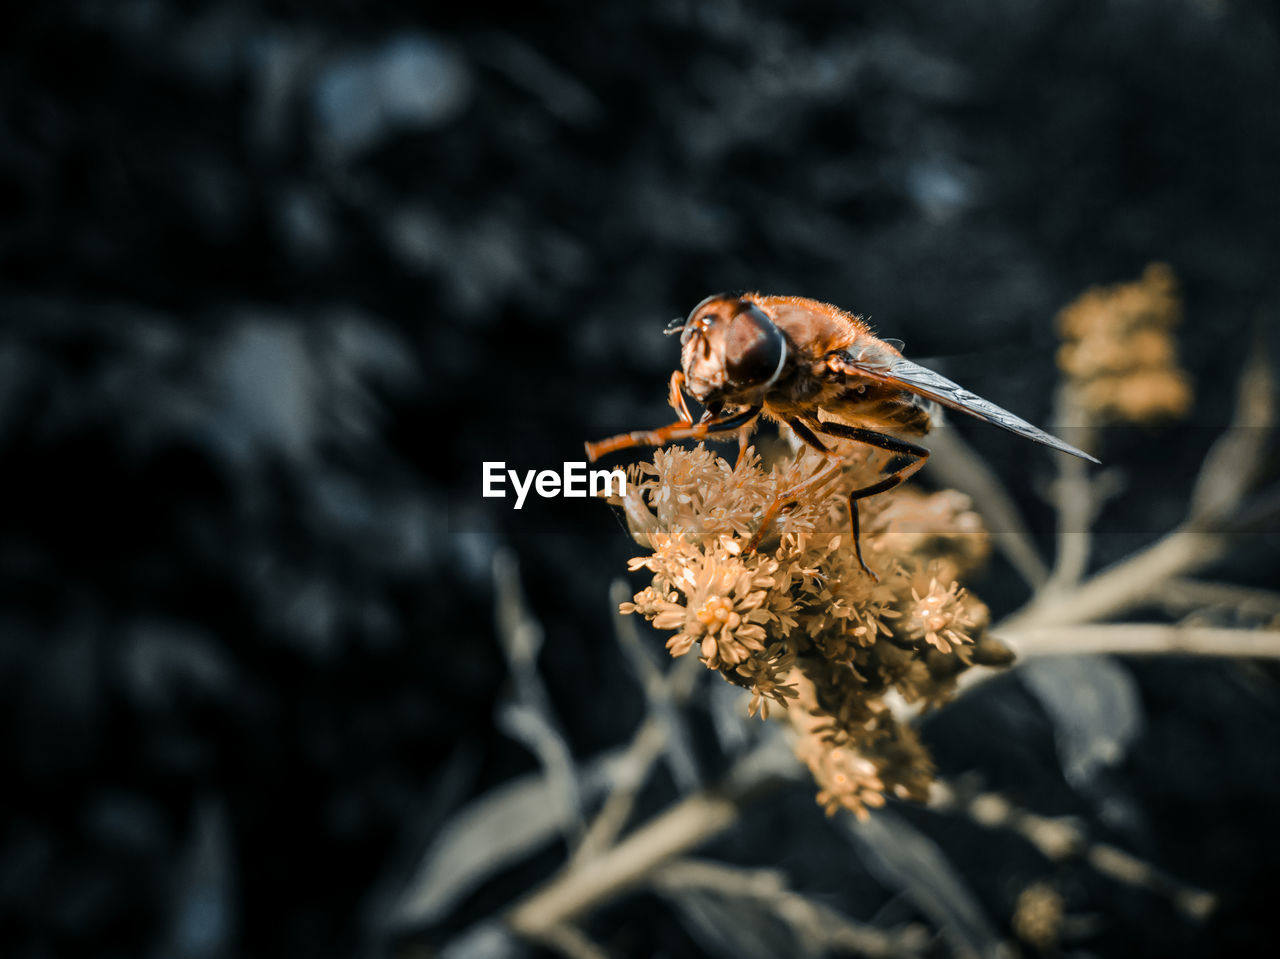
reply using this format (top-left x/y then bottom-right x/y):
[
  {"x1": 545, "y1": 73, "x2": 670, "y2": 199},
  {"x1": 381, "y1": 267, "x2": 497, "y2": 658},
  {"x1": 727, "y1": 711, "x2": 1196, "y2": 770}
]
[{"x1": 3, "y1": 1, "x2": 1280, "y2": 957}]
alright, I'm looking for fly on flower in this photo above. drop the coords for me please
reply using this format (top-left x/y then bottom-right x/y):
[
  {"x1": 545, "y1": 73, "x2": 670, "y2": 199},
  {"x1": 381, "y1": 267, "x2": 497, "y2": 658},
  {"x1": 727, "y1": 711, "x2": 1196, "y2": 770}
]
[{"x1": 586, "y1": 293, "x2": 1098, "y2": 577}]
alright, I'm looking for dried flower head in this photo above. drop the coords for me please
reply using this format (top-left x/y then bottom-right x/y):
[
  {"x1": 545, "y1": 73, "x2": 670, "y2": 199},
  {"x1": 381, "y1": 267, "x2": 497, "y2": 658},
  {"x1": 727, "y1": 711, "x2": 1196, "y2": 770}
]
[
  {"x1": 873, "y1": 488, "x2": 990, "y2": 579},
  {"x1": 1012, "y1": 882, "x2": 1065, "y2": 950},
  {"x1": 1056, "y1": 262, "x2": 1193, "y2": 424},
  {"x1": 610, "y1": 436, "x2": 999, "y2": 817},
  {"x1": 902, "y1": 577, "x2": 979, "y2": 657}
]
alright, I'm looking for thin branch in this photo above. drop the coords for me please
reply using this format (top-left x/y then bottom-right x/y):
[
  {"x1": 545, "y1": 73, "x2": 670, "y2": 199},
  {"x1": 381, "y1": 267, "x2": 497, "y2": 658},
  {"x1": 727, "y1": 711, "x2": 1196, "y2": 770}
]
[
  {"x1": 652, "y1": 858, "x2": 930, "y2": 959},
  {"x1": 570, "y1": 587, "x2": 704, "y2": 867},
  {"x1": 957, "y1": 624, "x2": 1280, "y2": 696},
  {"x1": 611, "y1": 579, "x2": 703, "y2": 791},
  {"x1": 533, "y1": 923, "x2": 611, "y2": 959},
  {"x1": 1040, "y1": 383, "x2": 1101, "y2": 595},
  {"x1": 933, "y1": 784, "x2": 1217, "y2": 922},
  {"x1": 1044, "y1": 453, "x2": 1095, "y2": 593},
  {"x1": 508, "y1": 789, "x2": 743, "y2": 938},
  {"x1": 1041, "y1": 422, "x2": 1123, "y2": 596},
  {"x1": 998, "y1": 624, "x2": 1280, "y2": 659},
  {"x1": 999, "y1": 527, "x2": 1230, "y2": 632},
  {"x1": 504, "y1": 738, "x2": 798, "y2": 943},
  {"x1": 1084, "y1": 846, "x2": 1216, "y2": 921},
  {"x1": 569, "y1": 717, "x2": 668, "y2": 867},
  {"x1": 1188, "y1": 338, "x2": 1274, "y2": 524},
  {"x1": 1157, "y1": 578, "x2": 1280, "y2": 621}
]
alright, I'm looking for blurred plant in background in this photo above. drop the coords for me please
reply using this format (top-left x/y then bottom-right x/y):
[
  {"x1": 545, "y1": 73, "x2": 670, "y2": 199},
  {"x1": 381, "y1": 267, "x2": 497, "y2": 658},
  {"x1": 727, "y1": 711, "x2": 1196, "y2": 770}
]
[{"x1": 1056, "y1": 263, "x2": 1192, "y2": 429}]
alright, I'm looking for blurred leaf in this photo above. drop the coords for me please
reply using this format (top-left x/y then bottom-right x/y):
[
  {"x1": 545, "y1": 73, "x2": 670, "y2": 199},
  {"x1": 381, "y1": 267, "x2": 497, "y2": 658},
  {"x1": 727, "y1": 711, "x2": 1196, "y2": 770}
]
[
  {"x1": 161, "y1": 798, "x2": 235, "y2": 959},
  {"x1": 706, "y1": 679, "x2": 753, "y2": 757},
  {"x1": 848, "y1": 809, "x2": 1008, "y2": 959},
  {"x1": 611, "y1": 579, "x2": 702, "y2": 789},
  {"x1": 391, "y1": 751, "x2": 626, "y2": 929},
  {"x1": 1019, "y1": 656, "x2": 1142, "y2": 792},
  {"x1": 494, "y1": 549, "x2": 584, "y2": 837},
  {"x1": 439, "y1": 921, "x2": 526, "y2": 959},
  {"x1": 662, "y1": 886, "x2": 812, "y2": 959},
  {"x1": 361, "y1": 745, "x2": 479, "y2": 950}
]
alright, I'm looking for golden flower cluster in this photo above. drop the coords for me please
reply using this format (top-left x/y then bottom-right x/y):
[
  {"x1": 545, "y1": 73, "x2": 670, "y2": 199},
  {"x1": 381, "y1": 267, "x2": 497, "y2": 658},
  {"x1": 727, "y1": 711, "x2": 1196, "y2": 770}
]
[
  {"x1": 612, "y1": 439, "x2": 1008, "y2": 818},
  {"x1": 1056, "y1": 262, "x2": 1193, "y2": 424}
]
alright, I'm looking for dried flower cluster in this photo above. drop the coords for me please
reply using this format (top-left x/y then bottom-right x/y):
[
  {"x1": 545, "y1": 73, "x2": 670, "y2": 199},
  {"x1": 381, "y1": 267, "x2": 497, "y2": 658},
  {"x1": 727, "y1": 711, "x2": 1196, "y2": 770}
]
[
  {"x1": 1012, "y1": 882, "x2": 1066, "y2": 950},
  {"x1": 1056, "y1": 262, "x2": 1193, "y2": 424},
  {"x1": 612, "y1": 439, "x2": 1011, "y2": 817}
]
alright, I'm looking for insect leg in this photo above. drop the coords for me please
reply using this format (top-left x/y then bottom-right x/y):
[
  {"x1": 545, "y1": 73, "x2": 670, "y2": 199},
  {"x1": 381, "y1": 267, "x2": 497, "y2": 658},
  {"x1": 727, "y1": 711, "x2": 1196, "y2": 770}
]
[
  {"x1": 788, "y1": 417, "x2": 831, "y2": 454},
  {"x1": 734, "y1": 426, "x2": 752, "y2": 468},
  {"x1": 743, "y1": 418, "x2": 841, "y2": 553},
  {"x1": 667, "y1": 370, "x2": 693, "y2": 424},
  {"x1": 813, "y1": 422, "x2": 930, "y2": 580},
  {"x1": 584, "y1": 404, "x2": 762, "y2": 462}
]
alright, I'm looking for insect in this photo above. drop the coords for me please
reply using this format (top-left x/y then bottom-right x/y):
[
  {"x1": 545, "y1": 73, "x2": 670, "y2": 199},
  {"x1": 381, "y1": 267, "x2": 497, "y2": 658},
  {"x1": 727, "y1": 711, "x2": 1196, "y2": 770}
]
[{"x1": 586, "y1": 293, "x2": 1098, "y2": 577}]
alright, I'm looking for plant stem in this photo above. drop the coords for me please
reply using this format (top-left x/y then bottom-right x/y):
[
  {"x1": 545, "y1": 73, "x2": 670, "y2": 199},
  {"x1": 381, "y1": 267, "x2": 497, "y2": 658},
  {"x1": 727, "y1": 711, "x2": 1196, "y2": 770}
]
[
  {"x1": 507, "y1": 789, "x2": 743, "y2": 937},
  {"x1": 998, "y1": 624, "x2": 1280, "y2": 659},
  {"x1": 999, "y1": 527, "x2": 1229, "y2": 632}
]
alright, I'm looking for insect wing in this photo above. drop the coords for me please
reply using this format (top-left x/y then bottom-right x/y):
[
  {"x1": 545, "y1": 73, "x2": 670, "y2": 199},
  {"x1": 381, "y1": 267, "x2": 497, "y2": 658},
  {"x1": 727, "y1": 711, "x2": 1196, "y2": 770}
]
[{"x1": 841, "y1": 348, "x2": 1100, "y2": 463}]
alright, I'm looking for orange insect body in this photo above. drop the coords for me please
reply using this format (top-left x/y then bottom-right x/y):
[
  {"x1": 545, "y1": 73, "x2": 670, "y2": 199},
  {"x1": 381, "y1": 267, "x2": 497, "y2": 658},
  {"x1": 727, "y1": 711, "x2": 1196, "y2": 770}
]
[
  {"x1": 713, "y1": 294, "x2": 932, "y2": 439},
  {"x1": 587, "y1": 293, "x2": 1095, "y2": 575}
]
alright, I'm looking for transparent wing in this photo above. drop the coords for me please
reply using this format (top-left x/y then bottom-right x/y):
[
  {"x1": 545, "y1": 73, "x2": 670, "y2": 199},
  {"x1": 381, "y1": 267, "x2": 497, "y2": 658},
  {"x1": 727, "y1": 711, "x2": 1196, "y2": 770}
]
[{"x1": 837, "y1": 348, "x2": 1100, "y2": 463}]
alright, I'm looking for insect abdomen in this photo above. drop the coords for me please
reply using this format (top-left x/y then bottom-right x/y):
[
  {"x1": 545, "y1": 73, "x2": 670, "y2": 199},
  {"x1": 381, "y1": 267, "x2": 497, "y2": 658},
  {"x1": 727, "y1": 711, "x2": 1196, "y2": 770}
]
[{"x1": 838, "y1": 387, "x2": 934, "y2": 436}]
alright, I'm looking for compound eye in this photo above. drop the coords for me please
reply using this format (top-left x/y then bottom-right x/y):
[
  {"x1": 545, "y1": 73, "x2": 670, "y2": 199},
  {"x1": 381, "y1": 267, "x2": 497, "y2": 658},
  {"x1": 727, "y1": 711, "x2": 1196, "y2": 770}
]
[
  {"x1": 680, "y1": 312, "x2": 716, "y2": 356},
  {"x1": 725, "y1": 304, "x2": 786, "y2": 388}
]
